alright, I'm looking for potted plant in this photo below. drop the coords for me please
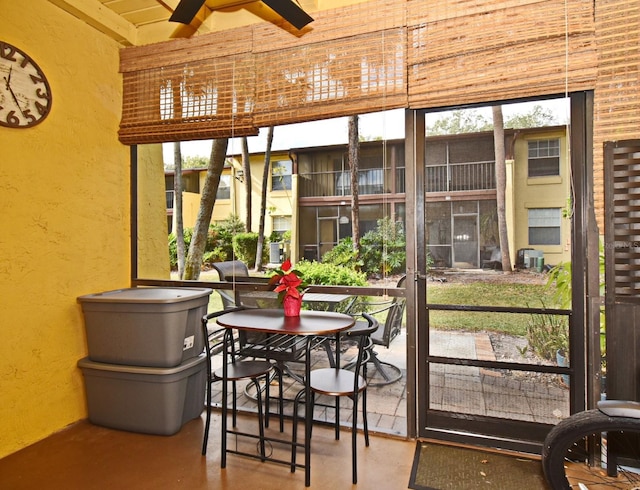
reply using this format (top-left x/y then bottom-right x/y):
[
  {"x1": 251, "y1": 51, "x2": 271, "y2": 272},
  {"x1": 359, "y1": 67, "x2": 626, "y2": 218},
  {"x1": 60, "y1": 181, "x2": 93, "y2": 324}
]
[
  {"x1": 269, "y1": 259, "x2": 308, "y2": 316},
  {"x1": 524, "y1": 308, "x2": 570, "y2": 385}
]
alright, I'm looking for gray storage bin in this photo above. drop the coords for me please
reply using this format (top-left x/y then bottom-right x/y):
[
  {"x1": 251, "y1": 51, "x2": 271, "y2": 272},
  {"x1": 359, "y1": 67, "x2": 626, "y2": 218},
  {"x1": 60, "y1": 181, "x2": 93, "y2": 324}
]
[
  {"x1": 78, "y1": 353, "x2": 206, "y2": 435},
  {"x1": 78, "y1": 287, "x2": 212, "y2": 367}
]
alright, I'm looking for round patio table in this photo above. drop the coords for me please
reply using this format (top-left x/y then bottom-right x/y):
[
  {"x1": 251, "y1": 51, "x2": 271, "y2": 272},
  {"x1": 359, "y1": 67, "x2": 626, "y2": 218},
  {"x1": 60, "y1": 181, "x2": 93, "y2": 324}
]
[{"x1": 216, "y1": 308, "x2": 355, "y2": 487}]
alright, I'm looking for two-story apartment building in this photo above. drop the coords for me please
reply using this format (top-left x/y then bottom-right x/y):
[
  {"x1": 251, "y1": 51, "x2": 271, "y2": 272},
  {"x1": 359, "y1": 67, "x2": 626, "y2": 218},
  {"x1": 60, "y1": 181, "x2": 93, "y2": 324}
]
[
  {"x1": 166, "y1": 151, "x2": 296, "y2": 241},
  {"x1": 165, "y1": 125, "x2": 570, "y2": 269}
]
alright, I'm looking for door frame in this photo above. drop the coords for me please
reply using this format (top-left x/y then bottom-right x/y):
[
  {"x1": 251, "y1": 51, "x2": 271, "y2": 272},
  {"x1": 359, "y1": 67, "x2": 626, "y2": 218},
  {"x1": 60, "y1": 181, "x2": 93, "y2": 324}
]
[{"x1": 405, "y1": 92, "x2": 597, "y2": 452}]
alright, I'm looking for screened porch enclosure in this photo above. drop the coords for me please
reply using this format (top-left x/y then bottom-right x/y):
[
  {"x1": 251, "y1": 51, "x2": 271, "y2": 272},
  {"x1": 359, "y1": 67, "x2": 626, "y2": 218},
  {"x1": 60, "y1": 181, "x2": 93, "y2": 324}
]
[{"x1": 124, "y1": 0, "x2": 639, "y2": 451}]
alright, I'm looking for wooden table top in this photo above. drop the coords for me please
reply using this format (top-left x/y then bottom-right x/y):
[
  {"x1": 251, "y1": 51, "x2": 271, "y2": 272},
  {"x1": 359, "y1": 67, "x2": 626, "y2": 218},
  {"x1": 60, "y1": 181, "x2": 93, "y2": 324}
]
[{"x1": 216, "y1": 308, "x2": 354, "y2": 336}]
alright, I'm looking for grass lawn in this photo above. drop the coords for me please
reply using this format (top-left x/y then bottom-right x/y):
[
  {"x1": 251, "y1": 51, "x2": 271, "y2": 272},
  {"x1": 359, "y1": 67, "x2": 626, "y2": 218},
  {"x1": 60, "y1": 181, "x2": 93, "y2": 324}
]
[
  {"x1": 188, "y1": 269, "x2": 557, "y2": 337},
  {"x1": 427, "y1": 281, "x2": 558, "y2": 336}
]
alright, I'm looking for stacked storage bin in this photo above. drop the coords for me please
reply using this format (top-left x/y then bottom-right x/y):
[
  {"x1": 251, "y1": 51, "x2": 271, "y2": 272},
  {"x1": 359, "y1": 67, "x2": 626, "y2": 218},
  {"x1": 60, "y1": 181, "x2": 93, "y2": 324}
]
[{"x1": 77, "y1": 287, "x2": 212, "y2": 435}]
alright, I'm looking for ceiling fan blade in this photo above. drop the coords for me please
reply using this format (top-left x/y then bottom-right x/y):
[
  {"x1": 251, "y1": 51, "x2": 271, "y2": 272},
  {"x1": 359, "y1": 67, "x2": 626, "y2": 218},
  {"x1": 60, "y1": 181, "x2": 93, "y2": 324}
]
[
  {"x1": 169, "y1": 0, "x2": 207, "y2": 24},
  {"x1": 261, "y1": 0, "x2": 313, "y2": 29}
]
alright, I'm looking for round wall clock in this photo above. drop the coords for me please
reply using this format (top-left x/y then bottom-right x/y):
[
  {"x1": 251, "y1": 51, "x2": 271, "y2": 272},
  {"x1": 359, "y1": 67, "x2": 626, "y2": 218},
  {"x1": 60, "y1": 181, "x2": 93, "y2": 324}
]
[{"x1": 0, "y1": 41, "x2": 52, "y2": 128}]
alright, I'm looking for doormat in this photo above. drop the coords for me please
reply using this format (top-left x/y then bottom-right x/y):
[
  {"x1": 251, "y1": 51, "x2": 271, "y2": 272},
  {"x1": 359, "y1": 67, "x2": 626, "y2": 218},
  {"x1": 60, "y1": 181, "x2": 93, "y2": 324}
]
[{"x1": 408, "y1": 441, "x2": 550, "y2": 490}]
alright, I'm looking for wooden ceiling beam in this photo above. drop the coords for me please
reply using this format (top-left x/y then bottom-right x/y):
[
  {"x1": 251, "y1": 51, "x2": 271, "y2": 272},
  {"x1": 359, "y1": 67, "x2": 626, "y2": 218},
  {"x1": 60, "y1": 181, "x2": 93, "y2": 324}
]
[{"x1": 48, "y1": 0, "x2": 138, "y2": 45}]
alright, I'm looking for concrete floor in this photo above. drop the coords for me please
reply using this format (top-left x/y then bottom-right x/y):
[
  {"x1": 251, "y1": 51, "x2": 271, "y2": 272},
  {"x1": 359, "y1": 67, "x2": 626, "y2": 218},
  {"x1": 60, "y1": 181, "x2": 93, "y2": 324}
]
[
  {"x1": 0, "y1": 325, "x2": 570, "y2": 489},
  {"x1": 0, "y1": 414, "x2": 415, "y2": 490}
]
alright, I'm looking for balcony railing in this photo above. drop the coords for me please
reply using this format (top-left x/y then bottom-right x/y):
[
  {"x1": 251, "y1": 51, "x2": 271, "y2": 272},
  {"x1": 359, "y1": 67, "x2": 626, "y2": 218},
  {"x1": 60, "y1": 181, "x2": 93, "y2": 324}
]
[
  {"x1": 299, "y1": 162, "x2": 494, "y2": 198},
  {"x1": 299, "y1": 168, "x2": 406, "y2": 198},
  {"x1": 426, "y1": 161, "x2": 495, "y2": 192}
]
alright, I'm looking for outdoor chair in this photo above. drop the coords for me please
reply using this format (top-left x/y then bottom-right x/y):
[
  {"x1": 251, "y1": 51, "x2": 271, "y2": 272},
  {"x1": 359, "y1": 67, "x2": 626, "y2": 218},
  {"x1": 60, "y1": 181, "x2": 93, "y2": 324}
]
[
  {"x1": 351, "y1": 275, "x2": 406, "y2": 386},
  {"x1": 212, "y1": 260, "x2": 280, "y2": 309},
  {"x1": 211, "y1": 260, "x2": 250, "y2": 281},
  {"x1": 291, "y1": 313, "x2": 379, "y2": 485},
  {"x1": 212, "y1": 260, "x2": 249, "y2": 309},
  {"x1": 200, "y1": 308, "x2": 273, "y2": 462},
  {"x1": 212, "y1": 261, "x2": 305, "y2": 430}
]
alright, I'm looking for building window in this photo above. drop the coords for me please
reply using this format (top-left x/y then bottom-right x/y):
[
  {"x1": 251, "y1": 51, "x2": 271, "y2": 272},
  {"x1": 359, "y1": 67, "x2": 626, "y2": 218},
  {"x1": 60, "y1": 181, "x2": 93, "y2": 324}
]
[
  {"x1": 272, "y1": 161, "x2": 292, "y2": 191},
  {"x1": 528, "y1": 139, "x2": 560, "y2": 177},
  {"x1": 272, "y1": 216, "x2": 291, "y2": 239},
  {"x1": 528, "y1": 208, "x2": 561, "y2": 245},
  {"x1": 216, "y1": 175, "x2": 231, "y2": 200},
  {"x1": 335, "y1": 169, "x2": 385, "y2": 195}
]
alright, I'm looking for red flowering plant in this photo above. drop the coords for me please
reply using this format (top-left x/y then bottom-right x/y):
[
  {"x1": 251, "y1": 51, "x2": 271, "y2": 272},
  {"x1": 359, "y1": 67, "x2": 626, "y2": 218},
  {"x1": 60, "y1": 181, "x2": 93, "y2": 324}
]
[{"x1": 268, "y1": 259, "x2": 308, "y2": 304}]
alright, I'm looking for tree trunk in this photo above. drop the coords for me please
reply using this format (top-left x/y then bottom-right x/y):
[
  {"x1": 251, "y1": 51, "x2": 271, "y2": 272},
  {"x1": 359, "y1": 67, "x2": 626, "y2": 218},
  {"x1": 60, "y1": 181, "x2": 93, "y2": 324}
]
[
  {"x1": 492, "y1": 106, "x2": 512, "y2": 272},
  {"x1": 348, "y1": 115, "x2": 361, "y2": 257},
  {"x1": 173, "y1": 142, "x2": 186, "y2": 279},
  {"x1": 255, "y1": 126, "x2": 274, "y2": 271},
  {"x1": 184, "y1": 138, "x2": 228, "y2": 280},
  {"x1": 241, "y1": 136, "x2": 252, "y2": 232}
]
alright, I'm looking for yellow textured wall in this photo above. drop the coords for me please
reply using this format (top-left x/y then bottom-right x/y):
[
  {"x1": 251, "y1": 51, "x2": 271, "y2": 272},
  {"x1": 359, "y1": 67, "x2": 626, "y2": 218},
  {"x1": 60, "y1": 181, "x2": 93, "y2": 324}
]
[
  {"x1": 247, "y1": 153, "x2": 294, "y2": 237},
  {"x1": 137, "y1": 144, "x2": 172, "y2": 279},
  {"x1": 512, "y1": 129, "x2": 572, "y2": 266},
  {"x1": 0, "y1": 2, "x2": 166, "y2": 457}
]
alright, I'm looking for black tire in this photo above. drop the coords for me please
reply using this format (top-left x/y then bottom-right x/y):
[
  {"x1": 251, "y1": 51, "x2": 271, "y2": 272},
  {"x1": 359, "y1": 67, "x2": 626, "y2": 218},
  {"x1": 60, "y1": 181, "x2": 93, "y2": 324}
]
[{"x1": 542, "y1": 409, "x2": 640, "y2": 489}]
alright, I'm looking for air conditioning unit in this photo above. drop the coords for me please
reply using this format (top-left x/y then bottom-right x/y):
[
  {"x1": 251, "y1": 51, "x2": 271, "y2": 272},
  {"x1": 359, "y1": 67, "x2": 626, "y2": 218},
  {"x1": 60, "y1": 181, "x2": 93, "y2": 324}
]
[{"x1": 525, "y1": 250, "x2": 544, "y2": 269}]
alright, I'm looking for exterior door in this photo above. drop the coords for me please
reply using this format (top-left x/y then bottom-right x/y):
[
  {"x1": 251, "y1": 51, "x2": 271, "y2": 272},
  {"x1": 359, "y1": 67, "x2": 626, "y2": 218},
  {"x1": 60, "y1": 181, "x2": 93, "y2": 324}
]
[
  {"x1": 411, "y1": 94, "x2": 593, "y2": 453},
  {"x1": 318, "y1": 217, "x2": 339, "y2": 258},
  {"x1": 452, "y1": 214, "x2": 478, "y2": 268}
]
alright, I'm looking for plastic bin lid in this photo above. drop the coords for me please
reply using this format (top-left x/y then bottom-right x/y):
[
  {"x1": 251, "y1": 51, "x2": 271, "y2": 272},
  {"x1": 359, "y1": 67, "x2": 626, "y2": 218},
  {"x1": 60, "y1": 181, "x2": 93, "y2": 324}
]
[
  {"x1": 77, "y1": 353, "x2": 206, "y2": 375},
  {"x1": 77, "y1": 287, "x2": 213, "y2": 304}
]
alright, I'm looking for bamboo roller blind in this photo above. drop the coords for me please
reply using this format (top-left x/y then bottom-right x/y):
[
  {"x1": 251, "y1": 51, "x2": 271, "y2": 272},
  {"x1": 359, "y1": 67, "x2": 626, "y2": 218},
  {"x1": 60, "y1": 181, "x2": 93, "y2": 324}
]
[
  {"x1": 593, "y1": 0, "x2": 640, "y2": 231},
  {"x1": 407, "y1": 0, "x2": 596, "y2": 107},
  {"x1": 119, "y1": 0, "x2": 407, "y2": 144},
  {"x1": 119, "y1": 0, "x2": 637, "y2": 152}
]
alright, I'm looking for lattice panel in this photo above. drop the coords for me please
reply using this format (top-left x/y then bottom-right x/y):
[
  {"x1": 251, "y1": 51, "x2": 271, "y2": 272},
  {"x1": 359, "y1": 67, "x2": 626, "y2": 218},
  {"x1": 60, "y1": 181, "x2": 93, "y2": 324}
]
[{"x1": 605, "y1": 141, "x2": 640, "y2": 300}]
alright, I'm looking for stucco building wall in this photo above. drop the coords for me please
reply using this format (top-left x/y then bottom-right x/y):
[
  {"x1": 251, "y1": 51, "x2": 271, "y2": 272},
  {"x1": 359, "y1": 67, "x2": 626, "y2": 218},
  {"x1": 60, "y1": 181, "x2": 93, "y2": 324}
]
[{"x1": 0, "y1": 2, "x2": 167, "y2": 457}]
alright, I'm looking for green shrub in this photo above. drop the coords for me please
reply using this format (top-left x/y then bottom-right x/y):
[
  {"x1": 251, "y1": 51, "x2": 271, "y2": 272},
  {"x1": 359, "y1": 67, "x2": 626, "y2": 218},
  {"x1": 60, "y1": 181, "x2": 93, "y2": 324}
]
[
  {"x1": 321, "y1": 237, "x2": 363, "y2": 270},
  {"x1": 168, "y1": 228, "x2": 193, "y2": 268},
  {"x1": 545, "y1": 239, "x2": 606, "y2": 366},
  {"x1": 168, "y1": 215, "x2": 245, "y2": 269},
  {"x1": 360, "y1": 217, "x2": 406, "y2": 276},
  {"x1": 322, "y1": 217, "x2": 406, "y2": 277},
  {"x1": 232, "y1": 232, "x2": 259, "y2": 267},
  {"x1": 524, "y1": 308, "x2": 569, "y2": 361},
  {"x1": 202, "y1": 248, "x2": 227, "y2": 266},
  {"x1": 293, "y1": 260, "x2": 368, "y2": 313},
  {"x1": 213, "y1": 214, "x2": 245, "y2": 259},
  {"x1": 295, "y1": 260, "x2": 367, "y2": 287}
]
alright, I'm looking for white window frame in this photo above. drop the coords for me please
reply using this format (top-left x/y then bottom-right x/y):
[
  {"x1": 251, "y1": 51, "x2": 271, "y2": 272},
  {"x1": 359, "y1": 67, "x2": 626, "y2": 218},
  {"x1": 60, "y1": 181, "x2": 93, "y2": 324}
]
[
  {"x1": 271, "y1": 160, "x2": 292, "y2": 191},
  {"x1": 528, "y1": 208, "x2": 561, "y2": 245},
  {"x1": 216, "y1": 175, "x2": 231, "y2": 200},
  {"x1": 528, "y1": 139, "x2": 560, "y2": 177}
]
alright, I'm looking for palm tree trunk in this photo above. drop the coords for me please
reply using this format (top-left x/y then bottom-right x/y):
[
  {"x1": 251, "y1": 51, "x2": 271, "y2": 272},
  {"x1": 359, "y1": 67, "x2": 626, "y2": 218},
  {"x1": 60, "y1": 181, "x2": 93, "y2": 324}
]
[
  {"x1": 492, "y1": 105, "x2": 512, "y2": 272},
  {"x1": 348, "y1": 115, "x2": 361, "y2": 257},
  {"x1": 241, "y1": 136, "x2": 252, "y2": 232},
  {"x1": 255, "y1": 126, "x2": 274, "y2": 271},
  {"x1": 173, "y1": 142, "x2": 185, "y2": 279},
  {"x1": 184, "y1": 138, "x2": 228, "y2": 280}
]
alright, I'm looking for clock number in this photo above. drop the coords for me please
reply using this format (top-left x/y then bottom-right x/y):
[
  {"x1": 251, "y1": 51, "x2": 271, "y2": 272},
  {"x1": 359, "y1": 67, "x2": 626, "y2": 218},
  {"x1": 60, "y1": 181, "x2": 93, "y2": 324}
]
[
  {"x1": 35, "y1": 88, "x2": 50, "y2": 101},
  {"x1": 34, "y1": 101, "x2": 48, "y2": 116},
  {"x1": 29, "y1": 73, "x2": 44, "y2": 84},
  {"x1": 0, "y1": 42, "x2": 17, "y2": 62},
  {"x1": 0, "y1": 42, "x2": 51, "y2": 128},
  {"x1": 22, "y1": 109, "x2": 36, "y2": 124},
  {"x1": 5, "y1": 110, "x2": 20, "y2": 126}
]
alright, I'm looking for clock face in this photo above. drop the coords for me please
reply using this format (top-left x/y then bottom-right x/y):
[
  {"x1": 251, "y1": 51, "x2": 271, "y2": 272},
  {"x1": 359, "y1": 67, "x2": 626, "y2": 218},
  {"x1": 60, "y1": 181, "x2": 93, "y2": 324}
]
[{"x1": 0, "y1": 42, "x2": 52, "y2": 128}]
